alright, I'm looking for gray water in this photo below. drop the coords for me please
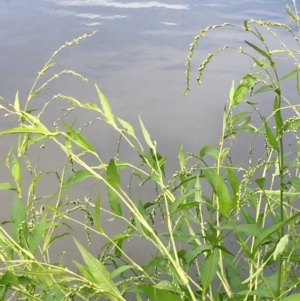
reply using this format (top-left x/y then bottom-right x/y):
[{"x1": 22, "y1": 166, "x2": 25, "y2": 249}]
[{"x1": 0, "y1": 0, "x2": 292, "y2": 280}]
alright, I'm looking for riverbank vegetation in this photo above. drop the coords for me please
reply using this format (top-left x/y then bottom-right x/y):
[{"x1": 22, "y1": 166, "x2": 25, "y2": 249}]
[{"x1": 1, "y1": 1, "x2": 300, "y2": 300}]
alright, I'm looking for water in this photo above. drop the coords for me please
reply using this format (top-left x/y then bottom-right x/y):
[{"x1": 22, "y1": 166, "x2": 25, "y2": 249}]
[{"x1": 0, "y1": 0, "x2": 293, "y2": 277}]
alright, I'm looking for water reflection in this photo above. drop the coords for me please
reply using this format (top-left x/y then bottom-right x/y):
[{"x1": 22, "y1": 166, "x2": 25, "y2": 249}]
[{"x1": 49, "y1": 0, "x2": 189, "y2": 10}]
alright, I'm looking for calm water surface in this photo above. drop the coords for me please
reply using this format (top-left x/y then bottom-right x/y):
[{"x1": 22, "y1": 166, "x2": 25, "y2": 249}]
[{"x1": 0, "y1": 0, "x2": 290, "y2": 264}]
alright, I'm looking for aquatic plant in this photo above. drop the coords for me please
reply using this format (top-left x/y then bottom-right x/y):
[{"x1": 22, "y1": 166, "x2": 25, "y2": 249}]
[{"x1": 1, "y1": 1, "x2": 300, "y2": 300}]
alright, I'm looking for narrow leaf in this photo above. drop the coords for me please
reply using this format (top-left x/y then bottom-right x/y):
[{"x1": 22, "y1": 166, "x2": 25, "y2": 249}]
[
  {"x1": 74, "y1": 238, "x2": 123, "y2": 301},
  {"x1": 139, "y1": 285, "x2": 182, "y2": 301},
  {"x1": 117, "y1": 117, "x2": 135, "y2": 136},
  {"x1": 62, "y1": 121, "x2": 95, "y2": 152},
  {"x1": 254, "y1": 85, "x2": 275, "y2": 94},
  {"x1": 14, "y1": 91, "x2": 20, "y2": 112},
  {"x1": 263, "y1": 117, "x2": 278, "y2": 150},
  {"x1": 28, "y1": 217, "x2": 47, "y2": 256},
  {"x1": 63, "y1": 170, "x2": 93, "y2": 191},
  {"x1": 200, "y1": 250, "x2": 219, "y2": 290},
  {"x1": 139, "y1": 116, "x2": 155, "y2": 149},
  {"x1": 203, "y1": 168, "x2": 233, "y2": 217},
  {"x1": 233, "y1": 73, "x2": 257, "y2": 105},
  {"x1": 245, "y1": 40, "x2": 272, "y2": 62},
  {"x1": 106, "y1": 159, "x2": 122, "y2": 216},
  {"x1": 12, "y1": 196, "x2": 28, "y2": 244},
  {"x1": 110, "y1": 265, "x2": 135, "y2": 279},
  {"x1": 95, "y1": 84, "x2": 116, "y2": 126},
  {"x1": 273, "y1": 235, "x2": 289, "y2": 260},
  {"x1": 94, "y1": 192, "x2": 103, "y2": 233},
  {"x1": 253, "y1": 211, "x2": 300, "y2": 252}
]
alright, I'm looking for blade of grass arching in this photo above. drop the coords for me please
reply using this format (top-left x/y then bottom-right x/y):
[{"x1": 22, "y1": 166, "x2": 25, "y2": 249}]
[
  {"x1": 95, "y1": 84, "x2": 117, "y2": 127},
  {"x1": 62, "y1": 121, "x2": 95, "y2": 152},
  {"x1": 74, "y1": 238, "x2": 125, "y2": 301},
  {"x1": 106, "y1": 159, "x2": 122, "y2": 216},
  {"x1": 28, "y1": 217, "x2": 46, "y2": 256}
]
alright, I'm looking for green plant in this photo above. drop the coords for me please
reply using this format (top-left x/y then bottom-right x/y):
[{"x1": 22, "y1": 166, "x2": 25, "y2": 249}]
[{"x1": 1, "y1": 1, "x2": 300, "y2": 300}]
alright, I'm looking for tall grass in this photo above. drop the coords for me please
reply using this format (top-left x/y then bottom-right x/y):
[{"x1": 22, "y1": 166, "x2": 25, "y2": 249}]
[{"x1": 1, "y1": 1, "x2": 300, "y2": 300}]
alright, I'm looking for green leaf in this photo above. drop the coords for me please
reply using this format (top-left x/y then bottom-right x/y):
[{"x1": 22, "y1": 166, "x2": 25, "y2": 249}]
[
  {"x1": 200, "y1": 250, "x2": 219, "y2": 291},
  {"x1": 48, "y1": 232, "x2": 71, "y2": 247},
  {"x1": 244, "y1": 40, "x2": 272, "y2": 62},
  {"x1": 203, "y1": 168, "x2": 233, "y2": 217},
  {"x1": 29, "y1": 87, "x2": 49, "y2": 100},
  {"x1": 226, "y1": 165, "x2": 239, "y2": 208},
  {"x1": 233, "y1": 73, "x2": 257, "y2": 105},
  {"x1": 224, "y1": 253, "x2": 246, "y2": 293},
  {"x1": 106, "y1": 159, "x2": 122, "y2": 216},
  {"x1": 40, "y1": 62, "x2": 56, "y2": 75},
  {"x1": 288, "y1": 178, "x2": 300, "y2": 190},
  {"x1": 184, "y1": 245, "x2": 212, "y2": 266},
  {"x1": 28, "y1": 217, "x2": 47, "y2": 256},
  {"x1": 229, "y1": 80, "x2": 235, "y2": 107},
  {"x1": 280, "y1": 68, "x2": 298, "y2": 82},
  {"x1": 231, "y1": 112, "x2": 251, "y2": 127},
  {"x1": 110, "y1": 265, "x2": 135, "y2": 279},
  {"x1": 12, "y1": 196, "x2": 28, "y2": 244},
  {"x1": 117, "y1": 117, "x2": 135, "y2": 136},
  {"x1": 253, "y1": 211, "x2": 300, "y2": 253},
  {"x1": 74, "y1": 238, "x2": 123, "y2": 301},
  {"x1": 178, "y1": 145, "x2": 185, "y2": 171},
  {"x1": 139, "y1": 116, "x2": 155, "y2": 149},
  {"x1": 95, "y1": 84, "x2": 116, "y2": 127},
  {"x1": 255, "y1": 177, "x2": 266, "y2": 189},
  {"x1": 62, "y1": 121, "x2": 95, "y2": 152},
  {"x1": 282, "y1": 294, "x2": 300, "y2": 301},
  {"x1": 170, "y1": 189, "x2": 196, "y2": 215},
  {"x1": 73, "y1": 261, "x2": 96, "y2": 283},
  {"x1": 0, "y1": 271, "x2": 19, "y2": 287},
  {"x1": 297, "y1": 69, "x2": 300, "y2": 96},
  {"x1": 263, "y1": 117, "x2": 278, "y2": 150},
  {"x1": 11, "y1": 156, "x2": 21, "y2": 191},
  {"x1": 14, "y1": 91, "x2": 20, "y2": 112},
  {"x1": 273, "y1": 96, "x2": 283, "y2": 133},
  {"x1": 94, "y1": 192, "x2": 103, "y2": 233},
  {"x1": 254, "y1": 85, "x2": 275, "y2": 94},
  {"x1": 273, "y1": 235, "x2": 289, "y2": 260},
  {"x1": 0, "y1": 183, "x2": 14, "y2": 190},
  {"x1": 139, "y1": 285, "x2": 182, "y2": 301},
  {"x1": 63, "y1": 170, "x2": 94, "y2": 191}
]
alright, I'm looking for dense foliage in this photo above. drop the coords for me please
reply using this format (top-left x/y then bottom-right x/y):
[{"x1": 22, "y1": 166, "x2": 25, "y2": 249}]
[{"x1": 1, "y1": 1, "x2": 300, "y2": 300}]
